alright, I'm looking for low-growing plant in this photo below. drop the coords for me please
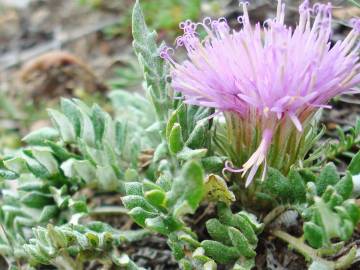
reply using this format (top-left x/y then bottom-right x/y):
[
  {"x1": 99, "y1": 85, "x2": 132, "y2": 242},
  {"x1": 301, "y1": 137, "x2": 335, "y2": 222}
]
[{"x1": 1, "y1": 0, "x2": 360, "y2": 269}]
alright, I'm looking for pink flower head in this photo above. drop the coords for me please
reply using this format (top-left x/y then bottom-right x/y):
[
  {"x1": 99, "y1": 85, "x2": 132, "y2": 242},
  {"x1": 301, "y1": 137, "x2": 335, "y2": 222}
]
[{"x1": 161, "y1": 0, "x2": 360, "y2": 187}]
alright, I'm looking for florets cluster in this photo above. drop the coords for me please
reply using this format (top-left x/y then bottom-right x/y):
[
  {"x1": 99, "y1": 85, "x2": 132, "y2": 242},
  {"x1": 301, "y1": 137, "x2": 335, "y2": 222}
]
[{"x1": 161, "y1": 0, "x2": 360, "y2": 186}]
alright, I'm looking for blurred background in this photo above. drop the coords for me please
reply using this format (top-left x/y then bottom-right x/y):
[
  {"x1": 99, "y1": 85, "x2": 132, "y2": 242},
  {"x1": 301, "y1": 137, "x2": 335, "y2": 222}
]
[{"x1": 0, "y1": 0, "x2": 359, "y2": 151}]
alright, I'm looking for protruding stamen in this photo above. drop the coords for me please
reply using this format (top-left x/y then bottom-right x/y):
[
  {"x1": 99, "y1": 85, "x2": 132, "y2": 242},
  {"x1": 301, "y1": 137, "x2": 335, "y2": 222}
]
[
  {"x1": 242, "y1": 129, "x2": 273, "y2": 187},
  {"x1": 276, "y1": 0, "x2": 284, "y2": 23},
  {"x1": 224, "y1": 161, "x2": 244, "y2": 174},
  {"x1": 241, "y1": 1, "x2": 250, "y2": 26},
  {"x1": 159, "y1": 46, "x2": 177, "y2": 66},
  {"x1": 224, "y1": 129, "x2": 273, "y2": 187}
]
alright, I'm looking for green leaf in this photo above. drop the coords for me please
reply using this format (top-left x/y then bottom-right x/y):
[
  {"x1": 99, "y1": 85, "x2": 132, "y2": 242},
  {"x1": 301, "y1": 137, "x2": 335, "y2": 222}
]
[
  {"x1": 262, "y1": 168, "x2": 291, "y2": 202},
  {"x1": 23, "y1": 244, "x2": 50, "y2": 265},
  {"x1": 166, "y1": 111, "x2": 178, "y2": 140},
  {"x1": 335, "y1": 172, "x2": 353, "y2": 200},
  {"x1": 349, "y1": 151, "x2": 360, "y2": 175},
  {"x1": 3, "y1": 157, "x2": 28, "y2": 174},
  {"x1": 145, "y1": 216, "x2": 170, "y2": 235},
  {"x1": 124, "y1": 168, "x2": 138, "y2": 181},
  {"x1": 60, "y1": 159, "x2": 76, "y2": 178},
  {"x1": 316, "y1": 163, "x2": 339, "y2": 196},
  {"x1": 70, "y1": 200, "x2": 88, "y2": 213},
  {"x1": 314, "y1": 196, "x2": 342, "y2": 240},
  {"x1": 85, "y1": 232, "x2": 99, "y2": 247},
  {"x1": 179, "y1": 258, "x2": 193, "y2": 270},
  {"x1": 231, "y1": 215, "x2": 257, "y2": 245},
  {"x1": 47, "y1": 224, "x2": 68, "y2": 249},
  {"x1": 168, "y1": 238, "x2": 185, "y2": 260},
  {"x1": 49, "y1": 186, "x2": 70, "y2": 209},
  {"x1": 45, "y1": 140, "x2": 77, "y2": 160},
  {"x1": 72, "y1": 159, "x2": 97, "y2": 185},
  {"x1": 132, "y1": 0, "x2": 169, "y2": 120},
  {"x1": 168, "y1": 160, "x2": 205, "y2": 216},
  {"x1": 47, "y1": 109, "x2": 76, "y2": 143},
  {"x1": 22, "y1": 154, "x2": 50, "y2": 178},
  {"x1": 78, "y1": 109, "x2": 96, "y2": 147},
  {"x1": 339, "y1": 219, "x2": 354, "y2": 240},
  {"x1": 205, "y1": 219, "x2": 232, "y2": 246},
  {"x1": 304, "y1": 222, "x2": 324, "y2": 248},
  {"x1": 186, "y1": 121, "x2": 207, "y2": 148},
  {"x1": 192, "y1": 247, "x2": 211, "y2": 264},
  {"x1": 288, "y1": 168, "x2": 306, "y2": 203},
  {"x1": 217, "y1": 202, "x2": 234, "y2": 225},
  {"x1": 175, "y1": 104, "x2": 187, "y2": 139},
  {"x1": 132, "y1": 0, "x2": 155, "y2": 51},
  {"x1": 237, "y1": 211, "x2": 264, "y2": 234},
  {"x1": 218, "y1": 204, "x2": 259, "y2": 245},
  {"x1": 22, "y1": 127, "x2": 59, "y2": 145},
  {"x1": 0, "y1": 169, "x2": 19, "y2": 180},
  {"x1": 228, "y1": 227, "x2": 256, "y2": 257},
  {"x1": 299, "y1": 168, "x2": 317, "y2": 182},
  {"x1": 122, "y1": 195, "x2": 156, "y2": 212},
  {"x1": 115, "y1": 121, "x2": 128, "y2": 154},
  {"x1": 128, "y1": 207, "x2": 157, "y2": 227},
  {"x1": 176, "y1": 147, "x2": 207, "y2": 160},
  {"x1": 144, "y1": 189, "x2": 166, "y2": 207},
  {"x1": 125, "y1": 182, "x2": 143, "y2": 196},
  {"x1": 202, "y1": 156, "x2": 224, "y2": 173},
  {"x1": 168, "y1": 123, "x2": 184, "y2": 154},
  {"x1": 60, "y1": 99, "x2": 81, "y2": 136},
  {"x1": 153, "y1": 141, "x2": 168, "y2": 162},
  {"x1": 91, "y1": 105, "x2": 106, "y2": 143},
  {"x1": 201, "y1": 240, "x2": 240, "y2": 264},
  {"x1": 96, "y1": 166, "x2": 119, "y2": 191},
  {"x1": 143, "y1": 179, "x2": 165, "y2": 192},
  {"x1": 31, "y1": 148, "x2": 59, "y2": 175},
  {"x1": 178, "y1": 232, "x2": 201, "y2": 248},
  {"x1": 39, "y1": 205, "x2": 59, "y2": 223},
  {"x1": 21, "y1": 191, "x2": 53, "y2": 208},
  {"x1": 343, "y1": 200, "x2": 360, "y2": 224}
]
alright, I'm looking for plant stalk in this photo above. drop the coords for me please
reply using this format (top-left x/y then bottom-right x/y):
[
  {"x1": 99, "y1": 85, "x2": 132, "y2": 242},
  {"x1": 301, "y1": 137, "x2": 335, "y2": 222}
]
[{"x1": 272, "y1": 230, "x2": 356, "y2": 269}]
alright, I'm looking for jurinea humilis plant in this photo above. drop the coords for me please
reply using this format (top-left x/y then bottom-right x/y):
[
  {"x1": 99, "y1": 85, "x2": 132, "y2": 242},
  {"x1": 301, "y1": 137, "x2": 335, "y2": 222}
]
[{"x1": 1, "y1": 1, "x2": 360, "y2": 269}]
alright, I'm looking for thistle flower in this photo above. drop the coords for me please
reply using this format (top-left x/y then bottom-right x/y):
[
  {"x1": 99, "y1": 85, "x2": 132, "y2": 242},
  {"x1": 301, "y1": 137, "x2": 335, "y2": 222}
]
[{"x1": 161, "y1": 0, "x2": 360, "y2": 187}]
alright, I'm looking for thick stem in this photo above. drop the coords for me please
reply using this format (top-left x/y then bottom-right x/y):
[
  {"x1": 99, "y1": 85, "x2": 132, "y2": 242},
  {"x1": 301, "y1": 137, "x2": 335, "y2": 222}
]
[
  {"x1": 262, "y1": 205, "x2": 290, "y2": 226},
  {"x1": 334, "y1": 247, "x2": 357, "y2": 270},
  {"x1": 272, "y1": 230, "x2": 356, "y2": 269},
  {"x1": 272, "y1": 230, "x2": 319, "y2": 261}
]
